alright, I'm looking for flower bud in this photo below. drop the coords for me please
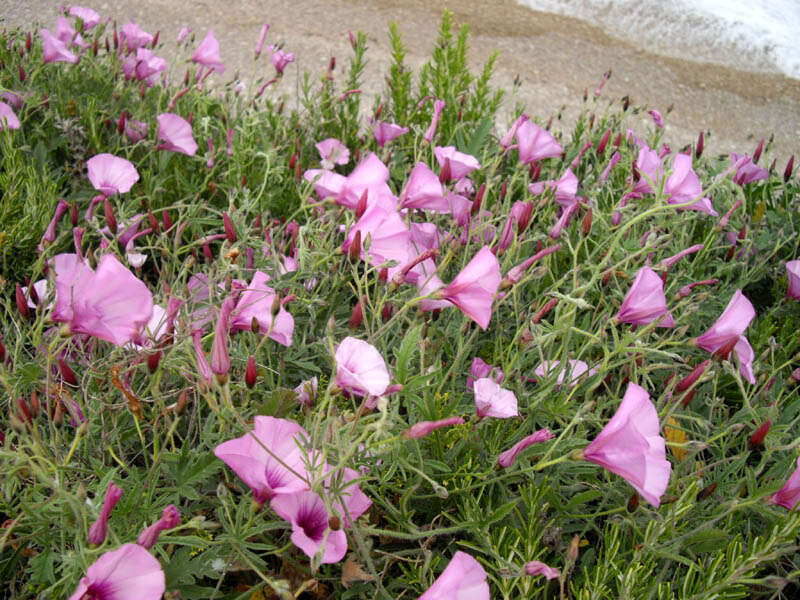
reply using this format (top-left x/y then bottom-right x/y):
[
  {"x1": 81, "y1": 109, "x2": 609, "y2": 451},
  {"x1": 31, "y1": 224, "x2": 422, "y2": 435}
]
[
  {"x1": 88, "y1": 482, "x2": 123, "y2": 545},
  {"x1": 439, "y1": 158, "x2": 452, "y2": 184},
  {"x1": 471, "y1": 183, "x2": 486, "y2": 216},
  {"x1": 58, "y1": 358, "x2": 78, "y2": 386},
  {"x1": 784, "y1": 155, "x2": 794, "y2": 182},
  {"x1": 15, "y1": 285, "x2": 29, "y2": 319},
  {"x1": 222, "y1": 212, "x2": 237, "y2": 243},
  {"x1": 404, "y1": 416, "x2": 465, "y2": 439},
  {"x1": 596, "y1": 128, "x2": 611, "y2": 156},
  {"x1": 753, "y1": 138, "x2": 764, "y2": 164},
  {"x1": 581, "y1": 206, "x2": 593, "y2": 235},
  {"x1": 245, "y1": 355, "x2": 258, "y2": 389},
  {"x1": 676, "y1": 360, "x2": 710, "y2": 392},
  {"x1": 627, "y1": 491, "x2": 639, "y2": 512},
  {"x1": 748, "y1": 420, "x2": 771, "y2": 448},
  {"x1": 532, "y1": 298, "x2": 558, "y2": 324},
  {"x1": 103, "y1": 198, "x2": 117, "y2": 234},
  {"x1": 348, "y1": 230, "x2": 361, "y2": 263},
  {"x1": 349, "y1": 298, "x2": 363, "y2": 330},
  {"x1": 147, "y1": 351, "x2": 162, "y2": 373},
  {"x1": 696, "y1": 482, "x2": 717, "y2": 501},
  {"x1": 138, "y1": 504, "x2": 180, "y2": 549},
  {"x1": 695, "y1": 131, "x2": 704, "y2": 159}
]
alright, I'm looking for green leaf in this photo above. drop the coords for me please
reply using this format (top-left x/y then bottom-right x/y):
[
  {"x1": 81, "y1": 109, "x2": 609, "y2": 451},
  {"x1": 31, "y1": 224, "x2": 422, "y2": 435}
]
[{"x1": 394, "y1": 324, "x2": 422, "y2": 383}]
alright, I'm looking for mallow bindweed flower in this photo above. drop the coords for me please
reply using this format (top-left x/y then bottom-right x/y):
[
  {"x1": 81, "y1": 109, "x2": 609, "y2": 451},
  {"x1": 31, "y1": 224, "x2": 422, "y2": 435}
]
[
  {"x1": 41, "y1": 28, "x2": 79, "y2": 64},
  {"x1": 515, "y1": 119, "x2": 562, "y2": 164},
  {"x1": 533, "y1": 360, "x2": 596, "y2": 388},
  {"x1": 372, "y1": 121, "x2": 409, "y2": 147},
  {"x1": 0, "y1": 102, "x2": 21, "y2": 131},
  {"x1": 418, "y1": 551, "x2": 490, "y2": 599},
  {"x1": 474, "y1": 377, "x2": 518, "y2": 419},
  {"x1": 770, "y1": 456, "x2": 800, "y2": 510},
  {"x1": 192, "y1": 29, "x2": 225, "y2": 74},
  {"x1": 69, "y1": 543, "x2": 165, "y2": 600},
  {"x1": 230, "y1": 271, "x2": 294, "y2": 346},
  {"x1": 156, "y1": 113, "x2": 198, "y2": 156},
  {"x1": 69, "y1": 6, "x2": 102, "y2": 29},
  {"x1": 137, "y1": 505, "x2": 181, "y2": 549},
  {"x1": 269, "y1": 45, "x2": 295, "y2": 74},
  {"x1": 434, "y1": 146, "x2": 480, "y2": 180},
  {"x1": 270, "y1": 491, "x2": 348, "y2": 564},
  {"x1": 731, "y1": 153, "x2": 768, "y2": 186},
  {"x1": 579, "y1": 382, "x2": 671, "y2": 507},
  {"x1": 524, "y1": 560, "x2": 560, "y2": 579},
  {"x1": 694, "y1": 290, "x2": 756, "y2": 384},
  {"x1": 615, "y1": 266, "x2": 674, "y2": 327},
  {"x1": 86, "y1": 154, "x2": 139, "y2": 197},
  {"x1": 120, "y1": 22, "x2": 153, "y2": 53},
  {"x1": 335, "y1": 337, "x2": 391, "y2": 397},
  {"x1": 434, "y1": 245, "x2": 501, "y2": 330},
  {"x1": 786, "y1": 260, "x2": 800, "y2": 299},
  {"x1": 399, "y1": 163, "x2": 447, "y2": 212},
  {"x1": 315, "y1": 138, "x2": 349, "y2": 170},
  {"x1": 52, "y1": 253, "x2": 154, "y2": 347},
  {"x1": 214, "y1": 416, "x2": 311, "y2": 505},
  {"x1": 664, "y1": 154, "x2": 717, "y2": 216}
]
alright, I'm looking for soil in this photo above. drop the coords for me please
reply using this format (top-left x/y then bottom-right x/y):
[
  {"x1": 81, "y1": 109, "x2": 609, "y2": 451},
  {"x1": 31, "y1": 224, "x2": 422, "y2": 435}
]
[{"x1": 3, "y1": 0, "x2": 799, "y2": 159}]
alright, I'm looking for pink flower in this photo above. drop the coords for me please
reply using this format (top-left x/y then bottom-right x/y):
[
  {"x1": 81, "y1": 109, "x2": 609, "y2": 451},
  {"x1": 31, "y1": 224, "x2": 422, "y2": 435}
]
[
  {"x1": 423, "y1": 99, "x2": 445, "y2": 143},
  {"x1": 474, "y1": 377, "x2": 518, "y2": 419},
  {"x1": 122, "y1": 48, "x2": 166, "y2": 84},
  {"x1": 254, "y1": 23, "x2": 270, "y2": 57},
  {"x1": 695, "y1": 290, "x2": 756, "y2": 384},
  {"x1": 648, "y1": 109, "x2": 664, "y2": 128},
  {"x1": 615, "y1": 266, "x2": 674, "y2": 327},
  {"x1": 664, "y1": 154, "x2": 717, "y2": 216},
  {"x1": 633, "y1": 146, "x2": 665, "y2": 195},
  {"x1": 0, "y1": 102, "x2": 20, "y2": 131},
  {"x1": 315, "y1": 138, "x2": 349, "y2": 170},
  {"x1": 230, "y1": 271, "x2": 294, "y2": 346},
  {"x1": 466, "y1": 357, "x2": 503, "y2": 390},
  {"x1": 87, "y1": 482, "x2": 123, "y2": 545},
  {"x1": 40, "y1": 29, "x2": 79, "y2": 64},
  {"x1": 372, "y1": 121, "x2": 409, "y2": 147},
  {"x1": 533, "y1": 360, "x2": 596, "y2": 388},
  {"x1": 269, "y1": 45, "x2": 295, "y2": 74},
  {"x1": 157, "y1": 113, "x2": 198, "y2": 156},
  {"x1": 1, "y1": 91, "x2": 24, "y2": 109},
  {"x1": 786, "y1": 260, "x2": 800, "y2": 299},
  {"x1": 124, "y1": 119, "x2": 148, "y2": 143},
  {"x1": 342, "y1": 204, "x2": 411, "y2": 277},
  {"x1": 528, "y1": 168, "x2": 578, "y2": 207},
  {"x1": 731, "y1": 153, "x2": 768, "y2": 186},
  {"x1": 336, "y1": 152, "x2": 395, "y2": 211},
  {"x1": 304, "y1": 168, "x2": 345, "y2": 199},
  {"x1": 137, "y1": 505, "x2": 180, "y2": 549},
  {"x1": 771, "y1": 456, "x2": 800, "y2": 510},
  {"x1": 192, "y1": 29, "x2": 225, "y2": 74},
  {"x1": 335, "y1": 337, "x2": 391, "y2": 397},
  {"x1": 120, "y1": 22, "x2": 153, "y2": 53},
  {"x1": 294, "y1": 376, "x2": 318, "y2": 405},
  {"x1": 405, "y1": 417, "x2": 465, "y2": 439},
  {"x1": 214, "y1": 416, "x2": 311, "y2": 504},
  {"x1": 515, "y1": 119, "x2": 562, "y2": 165},
  {"x1": 524, "y1": 560, "x2": 560, "y2": 579},
  {"x1": 211, "y1": 296, "x2": 235, "y2": 380},
  {"x1": 437, "y1": 246, "x2": 501, "y2": 330},
  {"x1": 87, "y1": 154, "x2": 139, "y2": 196},
  {"x1": 191, "y1": 330, "x2": 214, "y2": 386},
  {"x1": 69, "y1": 544, "x2": 165, "y2": 600},
  {"x1": 418, "y1": 551, "x2": 490, "y2": 600},
  {"x1": 497, "y1": 429, "x2": 554, "y2": 467},
  {"x1": 270, "y1": 491, "x2": 348, "y2": 564},
  {"x1": 500, "y1": 113, "x2": 528, "y2": 150},
  {"x1": 52, "y1": 253, "x2": 154, "y2": 347},
  {"x1": 69, "y1": 6, "x2": 101, "y2": 29},
  {"x1": 177, "y1": 26, "x2": 192, "y2": 43},
  {"x1": 399, "y1": 163, "x2": 447, "y2": 212},
  {"x1": 582, "y1": 382, "x2": 671, "y2": 507},
  {"x1": 434, "y1": 146, "x2": 480, "y2": 180}
]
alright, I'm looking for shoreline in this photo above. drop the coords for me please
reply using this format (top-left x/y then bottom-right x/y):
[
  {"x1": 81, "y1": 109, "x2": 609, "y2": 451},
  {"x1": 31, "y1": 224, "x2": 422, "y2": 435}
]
[{"x1": 4, "y1": 0, "x2": 798, "y2": 158}]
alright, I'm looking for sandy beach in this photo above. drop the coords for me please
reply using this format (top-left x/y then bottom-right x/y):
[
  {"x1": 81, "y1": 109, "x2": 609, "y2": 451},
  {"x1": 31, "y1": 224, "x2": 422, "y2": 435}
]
[{"x1": 3, "y1": 0, "x2": 799, "y2": 159}]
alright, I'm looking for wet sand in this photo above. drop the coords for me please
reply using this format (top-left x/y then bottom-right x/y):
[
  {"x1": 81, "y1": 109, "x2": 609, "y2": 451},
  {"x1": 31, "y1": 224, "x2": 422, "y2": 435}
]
[{"x1": 3, "y1": 0, "x2": 799, "y2": 158}]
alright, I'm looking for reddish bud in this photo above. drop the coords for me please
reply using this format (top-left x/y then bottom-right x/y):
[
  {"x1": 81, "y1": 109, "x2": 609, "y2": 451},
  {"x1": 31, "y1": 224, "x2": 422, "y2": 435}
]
[
  {"x1": 500, "y1": 179, "x2": 508, "y2": 201},
  {"x1": 25, "y1": 31, "x2": 31, "y2": 52},
  {"x1": 104, "y1": 198, "x2": 117, "y2": 234},
  {"x1": 627, "y1": 492, "x2": 639, "y2": 512},
  {"x1": 695, "y1": 131, "x2": 704, "y2": 159},
  {"x1": 245, "y1": 355, "x2": 258, "y2": 389},
  {"x1": 581, "y1": 206, "x2": 593, "y2": 235},
  {"x1": 349, "y1": 297, "x2": 364, "y2": 329},
  {"x1": 148, "y1": 211, "x2": 159, "y2": 233},
  {"x1": 375, "y1": 103, "x2": 383, "y2": 120},
  {"x1": 151, "y1": 30, "x2": 160, "y2": 47},
  {"x1": 15, "y1": 285, "x2": 29, "y2": 319},
  {"x1": 748, "y1": 420, "x2": 771, "y2": 448},
  {"x1": 712, "y1": 337, "x2": 739, "y2": 361},
  {"x1": 58, "y1": 358, "x2": 78, "y2": 386},
  {"x1": 784, "y1": 155, "x2": 794, "y2": 182},
  {"x1": 18, "y1": 65, "x2": 25, "y2": 82},
  {"x1": 613, "y1": 132, "x2": 622, "y2": 147},
  {"x1": 596, "y1": 128, "x2": 611, "y2": 156},
  {"x1": 0, "y1": 338, "x2": 5, "y2": 363},
  {"x1": 92, "y1": 38, "x2": 98, "y2": 56},
  {"x1": 202, "y1": 242, "x2": 213, "y2": 262},
  {"x1": 162, "y1": 211, "x2": 172, "y2": 231},
  {"x1": 753, "y1": 139, "x2": 764, "y2": 164},
  {"x1": 223, "y1": 212, "x2": 237, "y2": 243},
  {"x1": 471, "y1": 183, "x2": 486, "y2": 216},
  {"x1": 516, "y1": 202, "x2": 534, "y2": 235},
  {"x1": 348, "y1": 230, "x2": 361, "y2": 262},
  {"x1": 532, "y1": 298, "x2": 558, "y2": 324},
  {"x1": 381, "y1": 302, "x2": 394, "y2": 322},
  {"x1": 16, "y1": 397, "x2": 32, "y2": 426},
  {"x1": 289, "y1": 153, "x2": 297, "y2": 171},
  {"x1": 355, "y1": 189, "x2": 368, "y2": 219},
  {"x1": 147, "y1": 351, "x2": 162, "y2": 373},
  {"x1": 30, "y1": 390, "x2": 40, "y2": 417},
  {"x1": 439, "y1": 158, "x2": 452, "y2": 184},
  {"x1": 117, "y1": 111, "x2": 125, "y2": 134},
  {"x1": 680, "y1": 387, "x2": 697, "y2": 408},
  {"x1": 71, "y1": 202, "x2": 78, "y2": 226},
  {"x1": 622, "y1": 96, "x2": 631, "y2": 111},
  {"x1": 676, "y1": 360, "x2": 710, "y2": 392}
]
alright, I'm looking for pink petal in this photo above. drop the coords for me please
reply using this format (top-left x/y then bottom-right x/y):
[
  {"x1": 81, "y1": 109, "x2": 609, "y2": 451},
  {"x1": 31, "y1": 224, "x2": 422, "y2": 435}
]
[
  {"x1": 157, "y1": 113, "x2": 198, "y2": 156},
  {"x1": 192, "y1": 29, "x2": 225, "y2": 74},
  {"x1": 335, "y1": 337, "x2": 390, "y2": 397},
  {"x1": 418, "y1": 551, "x2": 489, "y2": 600},
  {"x1": 0, "y1": 102, "x2": 21, "y2": 130},
  {"x1": 69, "y1": 544, "x2": 165, "y2": 600},
  {"x1": 695, "y1": 290, "x2": 755, "y2": 353},
  {"x1": 474, "y1": 377, "x2": 518, "y2": 419},
  {"x1": 270, "y1": 491, "x2": 347, "y2": 564},
  {"x1": 87, "y1": 153, "x2": 139, "y2": 196}
]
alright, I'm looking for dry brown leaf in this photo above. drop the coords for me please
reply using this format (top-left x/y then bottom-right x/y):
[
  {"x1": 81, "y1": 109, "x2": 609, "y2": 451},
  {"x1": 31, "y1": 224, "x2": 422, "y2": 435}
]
[
  {"x1": 664, "y1": 417, "x2": 688, "y2": 461},
  {"x1": 341, "y1": 555, "x2": 374, "y2": 589}
]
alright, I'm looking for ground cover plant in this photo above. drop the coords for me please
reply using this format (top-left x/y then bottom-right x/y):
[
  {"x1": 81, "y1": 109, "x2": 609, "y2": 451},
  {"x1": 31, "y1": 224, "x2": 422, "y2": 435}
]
[{"x1": 1, "y1": 6, "x2": 800, "y2": 599}]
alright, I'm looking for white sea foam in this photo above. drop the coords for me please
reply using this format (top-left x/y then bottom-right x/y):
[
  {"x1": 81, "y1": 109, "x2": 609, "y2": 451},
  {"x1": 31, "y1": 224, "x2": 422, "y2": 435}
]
[{"x1": 517, "y1": 0, "x2": 800, "y2": 79}]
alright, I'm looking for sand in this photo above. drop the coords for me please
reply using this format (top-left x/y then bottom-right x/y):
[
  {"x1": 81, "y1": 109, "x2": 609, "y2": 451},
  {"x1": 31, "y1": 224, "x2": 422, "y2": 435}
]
[{"x1": 3, "y1": 0, "x2": 798, "y2": 159}]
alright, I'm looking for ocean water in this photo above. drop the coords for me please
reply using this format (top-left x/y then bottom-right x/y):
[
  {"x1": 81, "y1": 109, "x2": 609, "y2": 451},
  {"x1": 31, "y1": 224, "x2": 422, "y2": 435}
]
[{"x1": 517, "y1": 0, "x2": 800, "y2": 79}]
